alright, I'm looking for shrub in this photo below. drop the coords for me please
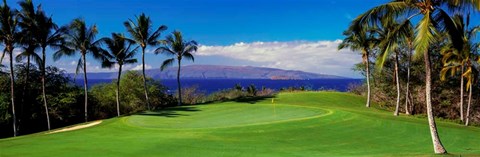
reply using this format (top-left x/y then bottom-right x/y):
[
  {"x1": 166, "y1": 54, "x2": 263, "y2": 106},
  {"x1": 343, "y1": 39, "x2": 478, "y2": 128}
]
[
  {"x1": 90, "y1": 71, "x2": 175, "y2": 118},
  {"x1": 178, "y1": 85, "x2": 206, "y2": 105}
]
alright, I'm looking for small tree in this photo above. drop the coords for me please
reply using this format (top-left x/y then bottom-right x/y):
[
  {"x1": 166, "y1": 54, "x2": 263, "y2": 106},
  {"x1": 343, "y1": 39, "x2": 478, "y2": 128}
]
[{"x1": 247, "y1": 84, "x2": 257, "y2": 96}]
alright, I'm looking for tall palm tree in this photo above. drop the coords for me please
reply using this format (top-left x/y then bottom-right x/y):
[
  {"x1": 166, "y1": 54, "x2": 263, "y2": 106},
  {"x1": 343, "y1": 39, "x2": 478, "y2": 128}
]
[
  {"x1": 18, "y1": 0, "x2": 65, "y2": 130},
  {"x1": 463, "y1": 60, "x2": 477, "y2": 126},
  {"x1": 54, "y1": 18, "x2": 103, "y2": 122},
  {"x1": 17, "y1": 0, "x2": 38, "y2": 132},
  {"x1": 374, "y1": 20, "x2": 414, "y2": 116},
  {"x1": 404, "y1": 36, "x2": 414, "y2": 115},
  {"x1": 124, "y1": 13, "x2": 167, "y2": 110},
  {"x1": 0, "y1": 0, "x2": 20, "y2": 136},
  {"x1": 155, "y1": 31, "x2": 197, "y2": 106},
  {"x1": 99, "y1": 33, "x2": 138, "y2": 117},
  {"x1": 352, "y1": 0, "x2": 479, "y2": 153},
  {"x1": 35, "y1": 5, "x2": 66, "y2": 130},
  {"x1": 338, "y1": 25, "x2": 374, "y2": 108},
  {"x1": 440, "y1": 13, "x2": 480, "y2": 126}
]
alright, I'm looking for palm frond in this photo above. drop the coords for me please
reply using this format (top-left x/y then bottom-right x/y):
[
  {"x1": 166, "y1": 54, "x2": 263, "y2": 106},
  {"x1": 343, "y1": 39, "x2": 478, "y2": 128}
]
[
  {"x1": 101, "y1": 60, "x2": 115, "y2": 69},
  {"x1": 434, "y1": 9, "x2": 464, "y2": 51},
  {"x1": 354, "y1": 1, "x2": 412, "y2": 30},
  {"x1": 30, "y1": 51, "x2": 42, "y2": 65},
  {"x1": 147, "y1": 25, "x2": 167, "y2": 46},
  {"x1": 155, "y1": 46, "x2": 175, "y2": 56},
  {"x1": 414, "y1": 13, "x2": 436, "y2": 59},
  {"x1": 182, "y1": 52, "x2": 194, "y2": 62},
  {"x1": 160, "y1": 58, "x2": 175, "y2": 71},
  {"x1": 75, "y1": 57, "x2": 83, "y2": 77},
  {"x1": 53, "y1": 46, "x2": 75, "y2": 61},
  {"x1": 124, "y1": 59, "x2": 137, "y2": 64}
]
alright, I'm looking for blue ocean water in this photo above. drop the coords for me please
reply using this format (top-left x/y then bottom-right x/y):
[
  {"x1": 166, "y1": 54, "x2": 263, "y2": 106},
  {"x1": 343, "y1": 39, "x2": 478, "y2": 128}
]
[{"x1": 76, "y1": 79, "x2": 363, "y2": 94}]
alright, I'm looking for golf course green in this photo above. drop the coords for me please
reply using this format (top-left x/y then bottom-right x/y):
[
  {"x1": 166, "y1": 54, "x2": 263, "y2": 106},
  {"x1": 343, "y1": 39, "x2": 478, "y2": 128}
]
[{"x1": 1, "y1": 92, "x2": 480, "y2": 156}]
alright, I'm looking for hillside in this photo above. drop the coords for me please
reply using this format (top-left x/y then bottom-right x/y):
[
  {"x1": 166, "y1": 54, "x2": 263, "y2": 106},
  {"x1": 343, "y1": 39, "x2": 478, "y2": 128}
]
[
  {"x1": 1, "y1": 92, "x2": 479, "y2": 156},
  {"x1": 71, "y1": 65, "x2": 347, "y2": 80}
]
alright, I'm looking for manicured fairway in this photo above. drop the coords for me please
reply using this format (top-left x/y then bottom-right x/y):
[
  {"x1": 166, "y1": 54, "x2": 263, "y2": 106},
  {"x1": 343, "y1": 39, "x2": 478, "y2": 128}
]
[{"x1": 1, "y1": 92, "x2": 480, "y2": 156}]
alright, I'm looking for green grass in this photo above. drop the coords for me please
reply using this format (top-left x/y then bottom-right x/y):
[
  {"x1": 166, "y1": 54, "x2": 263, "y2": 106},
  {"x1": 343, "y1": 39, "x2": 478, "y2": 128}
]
[{"x1": 1, "y1": 92, "x2": 480, "y2": 156}]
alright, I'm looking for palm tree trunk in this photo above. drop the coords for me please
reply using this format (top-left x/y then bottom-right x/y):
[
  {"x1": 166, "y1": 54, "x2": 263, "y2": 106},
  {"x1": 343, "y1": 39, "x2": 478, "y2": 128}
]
[
  {"x1": 177, "y1": 59, "x2": 182, "y2": 106},
  {"x1": 424, "y1": 51, "x2": 447, "y2": 154},
  {"x1": 365, "y1": 50, "x2": 371, "y2": 108},
  {"x1": 82, "y1": 53, "x2": 88, "y2": 122},
  {"x1": 19, "y1": 56, "x2": 31, "y2": 133},
  {"x1": 405, "y1": 50, "x2": 411, "y2": 115},
  {"x1": 0, "y1": 49, "x2": 5, "y2": 65},
  {"x1": 465, "y1": 82, "x2": 472, "y2": 126},
  {"x1": 394, "y1": 51, "x2": 401, "y2": 116},
  {"x1": 460, "y1": 65, "x2": 464, "y2": 122},
  {"x1": 116, "y1": 64, "x2": 122, "y2": 117},
  {"x1": 8, "y1": 49, "x2": 17, "y2": 137},
  {"x1": 141, "y1": 47, "x2": 150, "y2": 110},
  {"x1": 41, "y1": 48, "x2": 50, "y2": 130},
  {"x1": 408, "y1": 91, "x2": 414, "y2": 114}
]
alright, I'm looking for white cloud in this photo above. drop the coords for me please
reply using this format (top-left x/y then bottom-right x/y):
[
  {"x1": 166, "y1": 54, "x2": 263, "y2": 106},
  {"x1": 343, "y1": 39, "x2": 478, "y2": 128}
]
[
  {"x1": 145, "y1": 48, "x2": 156, "y2": 54},
  {"x1": 70, "y1": 61, "x2": 77, "y2": 65},
  {"x1": 197, "y1": 40, "x2": 361, "y2": 77},
  {"x1": 0, "y1": 49, "x2": 22, "y2": 64},
  {"x1": 131, "y1": 64, "x2": 153, "y2": 71}
]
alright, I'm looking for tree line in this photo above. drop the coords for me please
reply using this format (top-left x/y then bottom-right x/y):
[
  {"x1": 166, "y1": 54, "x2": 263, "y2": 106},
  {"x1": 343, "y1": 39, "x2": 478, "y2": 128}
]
[
  {"x1": 339, "y1": 0, "x2": 480, "y2": 154},
  {"x1": 0, "y1": 0, "x2": 196, "y2": 137}
]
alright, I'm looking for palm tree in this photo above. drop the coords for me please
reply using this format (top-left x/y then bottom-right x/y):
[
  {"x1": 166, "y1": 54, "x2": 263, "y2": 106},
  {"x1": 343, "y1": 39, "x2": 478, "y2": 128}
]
[
  {"x1": 441, "y1": 37, "x2": 469, "y2": 123},
  {"x1": 17, "y1": 0, "x2": 63, "y2": 131},
  {"x1": 17, "y1": 0, "x2": 39, "y2": 132},
  {"x1": 441, "y1": 13, "x2": 480, "y2": 126},
  {"x1": 155, "y1": 31, "x2": 197, "y2": 106},
  {"x1": 35, "y1": 7, "x2": 66, "y2": 130},
  {"x1": 352, "y1": 0, "x2": 480, "y2": 153},
  {"x1": 404, "y1": 34, "x2": 414, "y2": 115},
  {"x1": 0, "y1": 0, "x2": 20, "y2": 136},
  {"x1": 54, "y1": 18, "x2": 103, "y2": 122},
  {"x1": 374, "y1": 20, "x2": 414, "y2": 116},
  {"x1": 124, "y1": 13, "x2": 167, "y2": 110},
  {"x1": 99, "y1": 33, "x2": 138, "y2": 117},
  {"x1": 338, "y1": 25, "x2": 374, "y2": 108}
]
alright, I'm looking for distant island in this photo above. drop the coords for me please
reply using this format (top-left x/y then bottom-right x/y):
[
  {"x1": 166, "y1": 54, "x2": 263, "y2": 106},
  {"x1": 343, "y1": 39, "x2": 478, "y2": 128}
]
[{"x1": 69, "y1": 65, "x2": 348, "y2": 80}]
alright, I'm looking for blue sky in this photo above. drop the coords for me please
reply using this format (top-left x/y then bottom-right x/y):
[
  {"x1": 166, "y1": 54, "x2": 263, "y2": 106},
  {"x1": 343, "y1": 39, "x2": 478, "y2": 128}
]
[{"x1": 3, "y1": 0, "x2": 393, "y2": 78}]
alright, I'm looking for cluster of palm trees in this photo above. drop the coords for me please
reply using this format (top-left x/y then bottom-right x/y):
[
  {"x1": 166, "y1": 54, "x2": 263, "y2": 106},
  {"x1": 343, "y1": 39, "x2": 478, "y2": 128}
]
[
  {"x1": 339, "y1": 0, "x2": 480, "y2": 154},
  {"x1": 0, "y1": 0, "x2": 197, "y2": 137}
]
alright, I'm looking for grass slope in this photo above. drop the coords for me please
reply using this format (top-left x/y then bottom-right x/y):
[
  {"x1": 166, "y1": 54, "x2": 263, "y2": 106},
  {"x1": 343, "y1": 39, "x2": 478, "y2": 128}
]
[{"x1": 1, "y1": 92, "x2": 479, "y2": 156}]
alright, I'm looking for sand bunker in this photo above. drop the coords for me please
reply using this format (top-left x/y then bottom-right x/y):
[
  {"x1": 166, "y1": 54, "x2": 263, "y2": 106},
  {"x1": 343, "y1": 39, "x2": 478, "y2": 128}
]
[{"x1": 47, "y1": 120, "x2": 102, "y2": 134}]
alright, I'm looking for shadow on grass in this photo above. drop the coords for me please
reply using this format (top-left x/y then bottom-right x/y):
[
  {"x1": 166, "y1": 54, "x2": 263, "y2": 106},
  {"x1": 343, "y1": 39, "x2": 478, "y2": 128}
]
[
  {"x1": 137, "y1": 95, "x2": 277, "y2": 118},
  {"x1": 137, "y1": 106, "x2": 201, "y2": 118},
  {"x1": 231, "y1": 95, "x2": 276, "y2": 104},
  {"x1": 195, "y1": 95, "x2": 277, "y2": 105}
]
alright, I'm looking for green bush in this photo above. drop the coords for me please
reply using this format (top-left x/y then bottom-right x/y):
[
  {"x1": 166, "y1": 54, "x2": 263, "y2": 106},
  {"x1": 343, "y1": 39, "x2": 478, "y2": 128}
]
[{"x1": 90, "y1": 71, "x2": 175, "y2": 118}]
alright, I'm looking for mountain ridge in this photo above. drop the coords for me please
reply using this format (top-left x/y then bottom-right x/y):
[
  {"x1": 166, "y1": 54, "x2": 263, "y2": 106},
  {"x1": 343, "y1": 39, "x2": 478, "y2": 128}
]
[{"x1": 69, "y1": 65, "x2": 349, "y2": 80}]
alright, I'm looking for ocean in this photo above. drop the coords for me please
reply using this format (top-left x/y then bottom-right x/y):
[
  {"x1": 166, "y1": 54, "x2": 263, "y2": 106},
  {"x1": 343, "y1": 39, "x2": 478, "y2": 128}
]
[{"x1": 75, "y1": 79, "x2": 363, "y2": 94}]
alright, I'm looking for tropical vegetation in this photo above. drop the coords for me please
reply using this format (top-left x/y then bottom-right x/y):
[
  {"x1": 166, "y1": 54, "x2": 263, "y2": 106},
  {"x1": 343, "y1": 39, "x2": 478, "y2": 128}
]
[
  {"x1": 1, "y1": 0, "x2": 480, "y2": 156},
  {"x1": 340, "y1": 0, "x2": 480, "y2": 154},
  {"x1": 1, "y1": 92, "x2": 480, "y2": 156}
]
